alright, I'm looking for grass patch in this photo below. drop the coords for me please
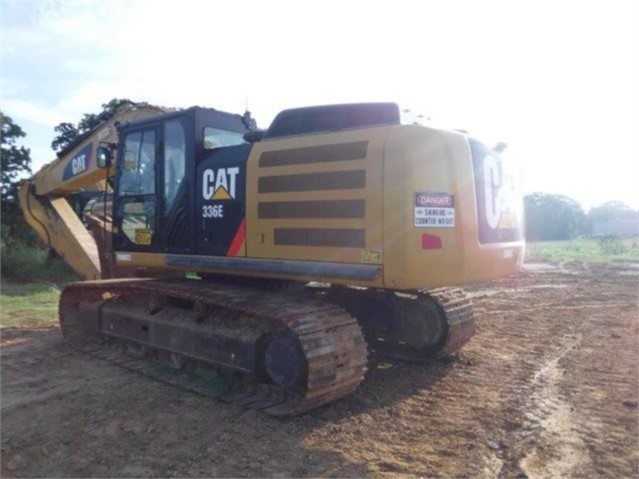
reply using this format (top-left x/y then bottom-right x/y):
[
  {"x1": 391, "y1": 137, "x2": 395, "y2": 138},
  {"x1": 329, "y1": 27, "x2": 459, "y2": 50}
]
[
  {"x1": 526, "y1": 237, "x2": 639, "y2": 263},
  {"x1": 0, "y1": 282, "x2": 62, "y2": 327},
  {"x1": 1, "y1": 241, "x2": 78, "y2": 283},
  {"x1": 0, "y1": 240, "x2": 77, "y2": 328}
]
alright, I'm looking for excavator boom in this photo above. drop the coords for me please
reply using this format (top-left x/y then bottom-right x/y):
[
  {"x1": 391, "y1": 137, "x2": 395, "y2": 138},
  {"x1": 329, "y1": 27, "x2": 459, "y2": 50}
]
[{"x1": 18, "y1": 105, "x2": 168, "y2": 279}]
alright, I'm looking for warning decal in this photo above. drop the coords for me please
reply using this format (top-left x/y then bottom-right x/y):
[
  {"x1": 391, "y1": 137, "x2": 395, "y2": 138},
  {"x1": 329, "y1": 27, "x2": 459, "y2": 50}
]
[
  {"x1": 414, "y1": 192, "x2": 455, "y2": 228},
  {"x1": 134, "y1": 228, "x2": 152, "y2": 245},
  {"x1": 361, "y1": 250, "x2": 382, "y2": 264}
]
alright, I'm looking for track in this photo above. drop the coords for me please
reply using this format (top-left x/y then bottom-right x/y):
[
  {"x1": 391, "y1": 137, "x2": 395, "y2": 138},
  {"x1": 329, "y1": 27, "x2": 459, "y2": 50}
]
[
  {"x1": 324, "y1": 286, "x2": 475, "y2": 362},
  {"x1": 56, "y1": 278, "x2": 474, "y2": 417},
  {"x1": 58, "y1": 278, "x2": 368, "y2": 417}
]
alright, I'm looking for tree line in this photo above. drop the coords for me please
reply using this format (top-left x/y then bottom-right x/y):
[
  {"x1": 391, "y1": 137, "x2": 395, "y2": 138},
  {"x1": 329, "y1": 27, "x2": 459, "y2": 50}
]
[
  {"x1": 524, "y1": 192, "x2": 638, "y2": 241},
  {"x1": 1, "y1": 111, "x2": 33, "y2": 243},
  {"x1": 2, "y1": 102, "x2": 637, "y2": 244}
]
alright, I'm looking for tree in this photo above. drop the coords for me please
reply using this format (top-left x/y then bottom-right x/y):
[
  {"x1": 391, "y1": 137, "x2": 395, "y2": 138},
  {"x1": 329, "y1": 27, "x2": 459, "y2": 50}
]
[
  {"x1": 524, "y1": 192, "x2": 587, "y2": 241},
  {"x1": 51, "y1": 98, "x2": 149, "y2": 153},
  {"x1": 1, "y1": 111, "x2": 32, "y2": 242},
  {"x1": 50, "y1": 122, "x2": 81, "y2": 153},
  {"x1": 587, "y1": 201, "x2": 639, "y2": 223}
]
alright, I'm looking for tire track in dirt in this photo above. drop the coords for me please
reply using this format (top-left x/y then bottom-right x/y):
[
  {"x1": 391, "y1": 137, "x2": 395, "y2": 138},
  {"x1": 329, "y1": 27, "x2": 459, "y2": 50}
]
[{"x1": 519, "y1": 333, "x2": 591, "y2": 477}]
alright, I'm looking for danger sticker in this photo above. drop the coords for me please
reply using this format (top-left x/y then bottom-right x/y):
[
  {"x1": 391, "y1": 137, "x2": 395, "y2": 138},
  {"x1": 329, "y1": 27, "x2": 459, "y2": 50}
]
[{"x1": 414, "y1": 193, "x2": 455, "y2": 228}]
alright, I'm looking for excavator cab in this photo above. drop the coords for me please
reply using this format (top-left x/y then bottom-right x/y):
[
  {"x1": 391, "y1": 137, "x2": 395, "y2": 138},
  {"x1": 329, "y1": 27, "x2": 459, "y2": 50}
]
[{"x1": 112, "y1": 107, "x2": 254, "y2": 257}]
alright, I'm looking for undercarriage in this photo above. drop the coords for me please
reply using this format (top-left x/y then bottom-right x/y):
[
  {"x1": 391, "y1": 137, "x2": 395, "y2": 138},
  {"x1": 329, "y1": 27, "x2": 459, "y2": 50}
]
[{"x1": 59, "y1": 277, "x2": 475, "y2": 416}]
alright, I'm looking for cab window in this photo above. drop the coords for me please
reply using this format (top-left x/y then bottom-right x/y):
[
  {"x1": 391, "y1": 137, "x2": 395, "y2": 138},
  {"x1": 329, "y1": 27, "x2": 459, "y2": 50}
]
[
  {"x1": 203, "y1": 127, "x2": 245, "y2": 149},
  {"x1": 164, "y1": 120, "x2": 186, "y2": 213},
  {"x1": 119, "y1": 130, "x2": 156, "y2": 196}
]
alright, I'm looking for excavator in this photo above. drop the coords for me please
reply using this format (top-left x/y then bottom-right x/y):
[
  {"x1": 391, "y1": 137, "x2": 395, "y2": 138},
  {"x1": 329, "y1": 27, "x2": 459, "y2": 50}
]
[{"x1": 18, "y1": 102, "x2": 524, "y2": 416}]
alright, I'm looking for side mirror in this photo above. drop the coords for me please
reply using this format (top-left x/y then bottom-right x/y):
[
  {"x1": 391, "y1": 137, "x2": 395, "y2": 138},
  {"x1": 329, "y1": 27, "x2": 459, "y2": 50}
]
[
  {"x1": 243, "y1": 130, "x2": 265, "y2": 143},
  {"x1": 96, "y1": 146, "x2": 113, "y2": 168}
]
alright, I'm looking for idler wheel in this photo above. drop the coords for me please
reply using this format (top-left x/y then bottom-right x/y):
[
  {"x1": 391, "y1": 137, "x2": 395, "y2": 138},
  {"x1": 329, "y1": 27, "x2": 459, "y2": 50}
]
[
  {"x1": 264, "y1": 335, "x2": 307, "y2": 390},
  {"x1": 391, "y1": 297, "x2": 447, "y2": 349}
]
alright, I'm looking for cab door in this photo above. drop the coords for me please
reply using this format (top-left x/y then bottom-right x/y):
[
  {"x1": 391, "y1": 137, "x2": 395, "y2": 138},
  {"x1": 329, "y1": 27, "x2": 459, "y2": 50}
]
[{"x1": 113, "y1": 127, "x2": 161, "y2": 252}]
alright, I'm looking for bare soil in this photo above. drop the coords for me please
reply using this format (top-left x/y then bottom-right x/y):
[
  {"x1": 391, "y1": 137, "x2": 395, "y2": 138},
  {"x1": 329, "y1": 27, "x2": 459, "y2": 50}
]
[{"x1": 2, "y1": 261, "x2": 638, "y2": 478}]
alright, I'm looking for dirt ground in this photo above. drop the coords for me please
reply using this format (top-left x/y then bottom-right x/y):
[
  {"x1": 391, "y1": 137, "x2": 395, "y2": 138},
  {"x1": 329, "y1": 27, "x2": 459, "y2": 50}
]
[{"x1": 1, "y1": 260, "x2": 638, "y2": 478}]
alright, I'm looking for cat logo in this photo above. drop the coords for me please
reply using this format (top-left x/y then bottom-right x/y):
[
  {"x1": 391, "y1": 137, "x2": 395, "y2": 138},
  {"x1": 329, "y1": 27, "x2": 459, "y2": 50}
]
[
  {"x1": 72, "y1": 154, "x2": 88, "y2": 175},
  {"x1": 63, "y1": 143, "x2": 92, "y2": 180},
  {"x1": 202, "y1": 167, "x2": 239, "y2": 200}
]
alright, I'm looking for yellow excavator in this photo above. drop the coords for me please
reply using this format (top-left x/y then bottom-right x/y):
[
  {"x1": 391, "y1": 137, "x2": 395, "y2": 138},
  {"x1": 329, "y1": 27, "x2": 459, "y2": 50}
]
[{"x1": 19, "y1": 102, "x2": 524, "y2": 415}]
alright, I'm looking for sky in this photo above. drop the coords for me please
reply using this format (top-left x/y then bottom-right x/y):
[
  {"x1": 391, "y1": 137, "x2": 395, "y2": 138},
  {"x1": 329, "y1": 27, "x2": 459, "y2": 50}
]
[{"x1": 1, "y1": 0, "x2": 638, "y2": 211}]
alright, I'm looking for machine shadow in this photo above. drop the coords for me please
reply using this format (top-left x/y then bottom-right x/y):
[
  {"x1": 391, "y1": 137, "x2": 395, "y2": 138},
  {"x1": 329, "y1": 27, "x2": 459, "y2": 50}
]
[
  {"x1": 1, "y1": 325, "x2": 458, "y2": 478},
  {"x1": 1, "y1": 323, "x2": 458, "y2": 423}
]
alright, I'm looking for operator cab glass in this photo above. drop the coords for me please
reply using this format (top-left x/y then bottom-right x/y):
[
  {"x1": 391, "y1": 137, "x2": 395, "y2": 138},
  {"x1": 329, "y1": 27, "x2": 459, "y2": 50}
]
[
  {"x1": 164, "y1": 120, "x2": 186, "y2": 214},
  {"x1": 203, "y1": 127, "x2": 246, "y2": 149},
  {"x1": 119, "y1": 131, "x2": 156, "y2": 196}
]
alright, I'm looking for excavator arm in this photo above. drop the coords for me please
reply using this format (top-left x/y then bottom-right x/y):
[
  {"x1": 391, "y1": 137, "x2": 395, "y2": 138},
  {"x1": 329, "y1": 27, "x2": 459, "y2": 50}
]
[{"x1": 18, "y1": 105, "x2": 168, "y2": 280}]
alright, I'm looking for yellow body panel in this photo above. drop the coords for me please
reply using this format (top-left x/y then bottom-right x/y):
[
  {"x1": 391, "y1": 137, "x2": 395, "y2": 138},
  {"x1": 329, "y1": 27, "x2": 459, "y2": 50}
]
[
  {"x1": 382, "y1": 125, "x2": 524, "y2": 289},
  {"x1": 245, "y1": 128, "x2": 387, "y2": 281}
]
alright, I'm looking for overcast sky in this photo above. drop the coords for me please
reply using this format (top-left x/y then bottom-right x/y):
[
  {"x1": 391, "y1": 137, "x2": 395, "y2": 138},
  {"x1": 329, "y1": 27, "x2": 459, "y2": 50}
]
[{"x1": 1, "y1": 0, "x2": 638, "y2": 210}]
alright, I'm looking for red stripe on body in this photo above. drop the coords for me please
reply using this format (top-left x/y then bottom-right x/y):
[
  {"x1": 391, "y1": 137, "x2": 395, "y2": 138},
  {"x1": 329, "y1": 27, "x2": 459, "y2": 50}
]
[{"x1": 226, "y1": 219, "x2": 246, "y2": 256}]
